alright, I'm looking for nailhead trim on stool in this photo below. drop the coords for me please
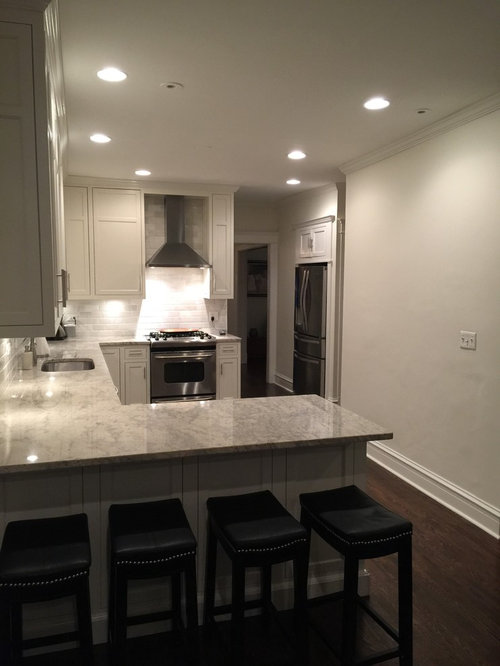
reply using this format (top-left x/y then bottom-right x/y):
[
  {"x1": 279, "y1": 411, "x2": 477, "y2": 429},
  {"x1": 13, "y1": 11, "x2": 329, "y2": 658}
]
[
  {"x1": 203, "y1": 490, "x2": 310, "y2": 662},
  {"x1": 0, "y1": 513, "x2": 93, "y2": 665},
  {"x1": 107, "y1": 498, "x2": 198, "y2": 662},
  {"x1": 300, "y1": 485, "x2": 413, "y2": 666}
]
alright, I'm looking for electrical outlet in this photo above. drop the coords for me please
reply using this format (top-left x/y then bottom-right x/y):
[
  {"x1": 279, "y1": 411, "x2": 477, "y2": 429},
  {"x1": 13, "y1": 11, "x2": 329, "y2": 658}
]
[
  {"x1": 209, "y1": 311, "x2": 218, "y2": 323},
  {"x1": 460, "y1": 331, "x2": 477, "y2": 350}
]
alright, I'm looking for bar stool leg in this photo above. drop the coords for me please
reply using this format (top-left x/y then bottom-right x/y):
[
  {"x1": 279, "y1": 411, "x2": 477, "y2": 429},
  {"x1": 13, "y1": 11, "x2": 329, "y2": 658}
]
[
  {"x1": 114, "y1": 569, "x2": 128, "y2": 649},
  {"x1": 185, "y1": 557, "x2": 199, "y2": 630},
  {"x1": 230, "y1": 563, "x2": 245, "y2": 661},
  {"x1": 341, "y1": 555, "x2": 359, "y2": 665},
  {"x1": 11, "y1": 602, "x2": 22, "y2": 664},
  {"x1": 398, "y1": 536, "x2": 413, "y2": 665},
  {"x1": 171, "y1": 573, "x2": 182, "y2": 631},
  {"x1": 261, "y1": 565, "x2": 272, "y2": 614},
  {"x1": 76, "y1": 577, "x2": 94, "y2": 664},
  {"x1": 203, "y1": 521, "x2": 217, "y2": 626}
]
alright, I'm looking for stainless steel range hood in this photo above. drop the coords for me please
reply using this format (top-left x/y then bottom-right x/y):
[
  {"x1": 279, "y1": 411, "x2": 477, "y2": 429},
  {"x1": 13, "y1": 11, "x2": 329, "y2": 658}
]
[{"x1": 146, "y1": 195, "x2": 210, "y2": 268}]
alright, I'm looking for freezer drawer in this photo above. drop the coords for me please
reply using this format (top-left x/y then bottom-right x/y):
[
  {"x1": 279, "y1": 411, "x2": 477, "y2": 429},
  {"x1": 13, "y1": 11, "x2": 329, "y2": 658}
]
[
  {"x1": 293, "y1": 351, "x2": 325, "y2": 397},
  {"x1": 294, "y1": 332, "x2": 325, "y2": 359}
]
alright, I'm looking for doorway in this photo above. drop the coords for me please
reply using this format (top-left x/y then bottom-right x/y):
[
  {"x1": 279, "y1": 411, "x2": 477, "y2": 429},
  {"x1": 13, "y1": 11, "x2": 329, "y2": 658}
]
[{"x1": 228, "y1": 232, "x2": 279, "y2": 396}]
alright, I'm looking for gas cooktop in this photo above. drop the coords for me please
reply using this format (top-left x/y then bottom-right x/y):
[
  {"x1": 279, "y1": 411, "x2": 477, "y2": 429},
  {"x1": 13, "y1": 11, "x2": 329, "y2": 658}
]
[{"x1": 147, "y1": 329, "x2": 215, "y2": 345}]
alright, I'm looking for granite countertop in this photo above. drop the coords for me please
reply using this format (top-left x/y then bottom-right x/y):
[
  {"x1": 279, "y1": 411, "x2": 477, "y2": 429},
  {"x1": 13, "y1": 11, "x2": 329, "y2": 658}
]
[
  {"x1": 0, "y1": 338, "x2": 392, "y2": 474},
  {"x1": 98, "y1": 331, "x2": 241, "y2": 346}
]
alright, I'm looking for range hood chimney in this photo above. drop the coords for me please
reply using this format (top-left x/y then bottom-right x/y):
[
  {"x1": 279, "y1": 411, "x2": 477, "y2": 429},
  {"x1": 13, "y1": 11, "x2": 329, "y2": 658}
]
[{"x1": 146, "y1": 195, "x2": 210, "y2": 268}]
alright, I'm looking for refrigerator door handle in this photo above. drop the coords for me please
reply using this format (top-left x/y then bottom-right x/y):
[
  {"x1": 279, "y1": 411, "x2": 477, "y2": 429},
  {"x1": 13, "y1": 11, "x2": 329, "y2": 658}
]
[
  {"x1": 297, "y1": 270, "x2": 305, "y2": 329},
  {"x1": 303, "y1": 268, "x2": 309, "y2": 332}
]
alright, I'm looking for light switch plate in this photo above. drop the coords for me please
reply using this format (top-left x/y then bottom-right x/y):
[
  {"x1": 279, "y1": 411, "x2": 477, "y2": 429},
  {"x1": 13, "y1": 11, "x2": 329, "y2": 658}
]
[{"x1": 460, "y1": 331, "x2": 477, "y2": 350}]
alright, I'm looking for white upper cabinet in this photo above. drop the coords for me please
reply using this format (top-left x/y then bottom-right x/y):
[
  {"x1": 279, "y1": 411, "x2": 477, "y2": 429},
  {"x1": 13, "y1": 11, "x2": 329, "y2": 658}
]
[
  {"x1": 208, "y1": 193, "x2": 234, "y2": 298},
  {"x1": 296, "y1": 216, "x2": 334, "y2": 263},
  {"x1": 93, "y1": 188, "x2": 143, "y2": 297},
  {"x1": 65, "y1": 187, "x2": 91, "y2": 297},
  {"x1": 0, "y1": 6, "x2": 61, "y2": 337},
  {"x1": 64, "y1": 185, "x2": 145, "y2": 299}
]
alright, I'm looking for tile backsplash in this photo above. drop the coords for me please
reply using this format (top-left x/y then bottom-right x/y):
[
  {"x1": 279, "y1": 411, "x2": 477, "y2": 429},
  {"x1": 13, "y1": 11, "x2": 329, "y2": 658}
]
[
  {"x1": 0, "y1": 338, "x2": 24, "y2": 394},
  {"x1": 64, "y1": 267, "x2": 226, "y2": 340}
]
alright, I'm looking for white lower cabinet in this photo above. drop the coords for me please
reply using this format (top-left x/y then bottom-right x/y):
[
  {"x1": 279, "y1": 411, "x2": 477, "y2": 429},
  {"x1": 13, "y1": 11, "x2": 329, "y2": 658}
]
[
  {"x1": 101, "y1": 345, "x2": 149, "y2": 404},
  {"x1": 122, "y1": 346, "x2": 149, "y2": 405},
  {"x1": 216, "y1": 341, "x2": 241, "y2": 399}
]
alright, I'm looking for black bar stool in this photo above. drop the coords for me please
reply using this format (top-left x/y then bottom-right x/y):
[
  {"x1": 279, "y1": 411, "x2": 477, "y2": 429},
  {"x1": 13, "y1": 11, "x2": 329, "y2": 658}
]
[
  {"x1": 300, "y1": 485, "x2": 413, "y2": 665},
  {"x1": 107, "y1": 498, "x2": 198, "y2": 660},
  {"x1": 0, "y1": 513, "x2": 93, "y2": 665},
  {"x1": 203, "y1": 490, "x2": 310, "y2": 661}
]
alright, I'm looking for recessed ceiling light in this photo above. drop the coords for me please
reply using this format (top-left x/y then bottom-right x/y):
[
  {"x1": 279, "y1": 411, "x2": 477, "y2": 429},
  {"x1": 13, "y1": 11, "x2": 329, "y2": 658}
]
[
  {"x1": 135, "y1": 169, "x2": 151, "y2": 176},
  {"x1": 416, "y1": 108, "x2": 431, "y2": 115},
  {"x1": 363, "y1": 97, "x2": 390, "y2": 110},
  {"x1": 286, "y1": 178, "x2": 301, "y2": 185},
  {"x1": 97, "y1": 67, "x2": 127, "y2": 82},
  {"x1": 90, "y1": 133, "x2": 111, "y2": 143},
  {"x1": 160, "y1": 81, "x2": 184, "y2": 90},
  {"x1": 288, "y1": 150, "x2": 306, "y2": 160}
]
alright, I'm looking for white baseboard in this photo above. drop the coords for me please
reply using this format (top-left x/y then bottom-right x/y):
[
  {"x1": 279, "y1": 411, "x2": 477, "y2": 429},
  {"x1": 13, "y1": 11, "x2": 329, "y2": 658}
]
[
  {"x1": 368, "y1": 441, "x2": 500, "y2": 539},
  {"x1": 274, "y1": 372, "x2": 293, "y2": 392}
]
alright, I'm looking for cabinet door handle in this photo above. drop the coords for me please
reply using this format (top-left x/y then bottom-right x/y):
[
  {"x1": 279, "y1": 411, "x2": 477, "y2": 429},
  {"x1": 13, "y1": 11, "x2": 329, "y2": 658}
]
[
  {"x1": 143, "y1": 367, "x2": 146, "y2": 380},
  {"x1": 57, "y1": 268, "x2": 69, "y2": 307}
]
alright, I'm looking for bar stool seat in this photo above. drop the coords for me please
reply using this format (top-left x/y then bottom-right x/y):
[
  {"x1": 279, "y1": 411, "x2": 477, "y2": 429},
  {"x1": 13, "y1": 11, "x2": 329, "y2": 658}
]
[
  {"x1": 0, "y1": 513, "x2": 93, "y2": 664},
  {"x1": 203, "y1": 490, "x2": 310, "y2": 660},
  {"x1": 108, "y1": 498, "x2": 198, "y2": 658},
  {"x1": 300, "y1": 485, "x2": 413, "y2": 665}
]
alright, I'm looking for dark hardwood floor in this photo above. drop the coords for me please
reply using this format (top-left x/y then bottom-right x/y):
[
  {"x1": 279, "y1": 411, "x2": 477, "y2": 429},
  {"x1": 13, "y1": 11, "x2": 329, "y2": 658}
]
[
  {"x1": 240, "y1": 359, "x2": 289, "y2": 398},
  {"x1": 18, "y1": 367, "x2": 500, "y2": 665}
]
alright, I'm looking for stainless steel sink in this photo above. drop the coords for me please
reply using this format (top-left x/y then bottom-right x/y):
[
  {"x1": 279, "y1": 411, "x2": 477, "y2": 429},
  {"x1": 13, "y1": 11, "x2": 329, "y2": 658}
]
[{"x1": 41, "y1": 358, "x2": 95, "y2": 372}]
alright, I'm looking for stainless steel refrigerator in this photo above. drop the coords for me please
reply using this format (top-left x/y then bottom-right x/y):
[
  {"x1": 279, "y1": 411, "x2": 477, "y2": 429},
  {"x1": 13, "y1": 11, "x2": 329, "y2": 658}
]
[{"x1": 293, "y1": 263, "x2": 328, "y2": 396}]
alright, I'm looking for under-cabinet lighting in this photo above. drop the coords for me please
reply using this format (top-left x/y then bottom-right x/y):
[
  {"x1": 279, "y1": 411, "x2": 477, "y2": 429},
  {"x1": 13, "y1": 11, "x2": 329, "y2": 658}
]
[
  {"x1": 135, "y1": 169, "x2": 151, "y2": 176},
  {"x1": 27, "y1": 455, "x2": 38, "y2": 463},
  {"x1": 90, "y1": 133, "x2": 111, "y2": 143},
  {"x1": 97, "y1": 67, "x2": 127, "y2": 82}
]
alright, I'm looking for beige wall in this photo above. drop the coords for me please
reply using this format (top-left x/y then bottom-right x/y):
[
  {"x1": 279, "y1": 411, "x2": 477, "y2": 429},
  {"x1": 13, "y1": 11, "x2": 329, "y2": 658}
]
[
  {"x1": 276, "y1": 185, "x2": 339, "y2": 383},
  {"x1": 234, "y1": 201, "x2": 278, "y2": 232},
  {"x1": 342, "y1": 111, "x2": 500, "y2": 509}
]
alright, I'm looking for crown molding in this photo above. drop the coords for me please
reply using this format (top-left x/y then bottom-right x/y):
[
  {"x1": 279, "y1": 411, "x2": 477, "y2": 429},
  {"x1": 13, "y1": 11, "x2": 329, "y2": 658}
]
[{"x1": 340, "y1": 92, "x2": 500, "y2": 175}]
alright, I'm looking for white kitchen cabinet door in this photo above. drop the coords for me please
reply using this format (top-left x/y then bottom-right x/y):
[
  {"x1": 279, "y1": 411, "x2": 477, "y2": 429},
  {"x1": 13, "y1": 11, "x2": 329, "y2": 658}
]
[
  {"x1": 296, "y1": 217, "x2": 333, "y2": 263},
  {"x1": 92, "y1": 188, "x2": 144, "y2": 297},
  {"x1": 64, "y1": 186, "x2": 91, "y2": 297},
  {"x1": 123, "y1": 361, "x2": 148, "y2": 405},
  {"x1": 0, "y1": 15, "x2": 58, "y2": 337},
  {"x1": 209, "y1": 193, "x2": 234, "y2": 298},
  {"x1": 216, "y1": 342, "x2": 241, "y2": 399}
]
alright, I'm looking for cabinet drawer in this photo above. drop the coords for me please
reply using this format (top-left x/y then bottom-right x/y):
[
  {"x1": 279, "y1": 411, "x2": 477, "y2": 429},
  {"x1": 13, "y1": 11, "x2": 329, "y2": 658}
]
[
  {"x1": 123, "y1": 346, "x2": 148, "y2": 361},
  {"x1": 218, "y1": 342, "x2": 239, "y2": 357}
]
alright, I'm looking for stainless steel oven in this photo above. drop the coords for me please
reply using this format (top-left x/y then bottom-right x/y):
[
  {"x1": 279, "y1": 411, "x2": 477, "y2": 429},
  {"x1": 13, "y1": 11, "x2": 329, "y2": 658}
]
[{"x1": 149, "y1": 330, "x2": 216, "y2": 402}]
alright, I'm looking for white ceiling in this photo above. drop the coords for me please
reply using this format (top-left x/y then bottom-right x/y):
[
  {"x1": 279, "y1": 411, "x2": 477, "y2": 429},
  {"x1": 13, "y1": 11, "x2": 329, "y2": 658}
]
[{"x1": 58, "y1": 0, "x2": 500, "y2": 203}]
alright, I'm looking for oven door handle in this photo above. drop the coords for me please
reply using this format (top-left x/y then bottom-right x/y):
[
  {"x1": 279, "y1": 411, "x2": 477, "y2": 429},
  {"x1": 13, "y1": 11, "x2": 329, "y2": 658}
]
[{"x1": 153, "y1": 351, "x2": 215, "y2": 360}]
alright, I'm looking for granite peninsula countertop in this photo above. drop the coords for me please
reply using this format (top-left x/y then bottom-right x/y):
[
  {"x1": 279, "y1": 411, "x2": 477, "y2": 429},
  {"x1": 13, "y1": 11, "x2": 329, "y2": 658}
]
[{"x1": 0, "y1": 338, "x2": 392, "y2": 474}]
